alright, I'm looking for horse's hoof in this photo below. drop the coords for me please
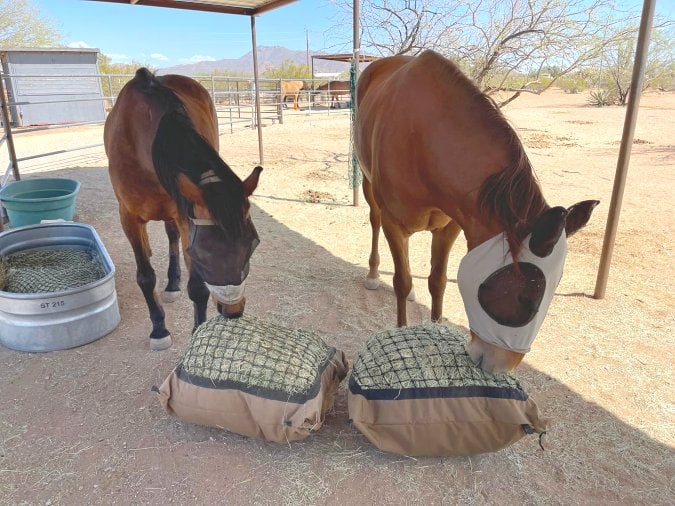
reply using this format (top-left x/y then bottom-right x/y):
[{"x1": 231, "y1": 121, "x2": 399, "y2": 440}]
[
  {"x1": 407, "y1": 288, "x2": 416, "y2": 302},
  {"x1": 149, "y1": 335, "x2": 172, "y2": 351},
  {"x1": 365, "y1": 277, "x2": 380, "y2": 290},
  {"x1": 161, "y1": 290, "x2": 181, "y2": 303}
]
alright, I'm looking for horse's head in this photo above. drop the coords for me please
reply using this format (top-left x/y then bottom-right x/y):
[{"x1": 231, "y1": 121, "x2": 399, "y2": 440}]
[
  {"x1": 177, "y1": 165, "x2": 263, "y2": 318},
  {"x1": 460, "y1": 200, "x2": 598, "y2": 373}
]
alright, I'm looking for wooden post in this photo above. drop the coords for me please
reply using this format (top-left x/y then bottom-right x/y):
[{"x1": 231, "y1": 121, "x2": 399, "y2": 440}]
[
  {"x1": 594, "y1": 0, "x2": 655, "y2": 299},
  {"x1": 251, "y1": 15, "x2": 264, "y2": 166}
]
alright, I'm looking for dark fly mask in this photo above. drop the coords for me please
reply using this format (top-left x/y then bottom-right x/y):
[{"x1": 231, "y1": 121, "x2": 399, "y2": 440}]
[
  {"x1": 186, "y1": 169, "x2": 259, "y2": 306},
  {"x1": 187, "y1": 216, "x2": 259, "y2": 304}
]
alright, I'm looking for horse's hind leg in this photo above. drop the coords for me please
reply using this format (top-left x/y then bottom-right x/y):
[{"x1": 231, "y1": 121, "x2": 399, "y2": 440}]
[
  {"x1": 362, "y1": 178, "x2": 381, "y2": 290},
  {"x1": 429, "y1": 221, "x2": 462, "y2": 322},
  {"x1": 161, "y1": 220, "x2": 182, "y2": 303},
  {"x1": 119, "y1": 207, "x2": 171, "y2": 350}
]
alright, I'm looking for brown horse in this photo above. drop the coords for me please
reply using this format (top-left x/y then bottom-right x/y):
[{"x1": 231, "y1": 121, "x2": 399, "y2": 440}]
[
  {"x1": 355, "y1": 51, "x2": 598, "y2": 373},
  {"x1": 280, "y1": 80, "x2": 304, "y2": 111},
  {"x1": 104, "y1": 68, "x2": 262, "y2": 350},
  {"x1": 314, "y1": 81, "x2": 350, "y2": 109}
]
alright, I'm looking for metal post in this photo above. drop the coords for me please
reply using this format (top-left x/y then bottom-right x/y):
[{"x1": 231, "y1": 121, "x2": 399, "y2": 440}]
[
  {"x1": 352, "y1": 0, "x2": 361, "y2": 206},
  {"x1": 107, "y1": 75, "x2": 115, "y2": 105},
  {"x1": 250, "y1": 15, "x2": 264, "y2": 166},
  {"x1": 278, "y1": 78, "x2": 284, "y2": 124},
  {"x1": 210, "y1": 75, "x2": 216, "y2": 104},
  {"x1": 227, "y1": 79, "x2": 233, "y2": 134},
  {"x1": 594, "y1": 0, "x2": 656, "y2": 299},
  {"x1": 0, "y1": 72, "x2": 20, "y2": 182},
  {"x1": 236, "y1": 80, "x2": 241, "y2": 118}
]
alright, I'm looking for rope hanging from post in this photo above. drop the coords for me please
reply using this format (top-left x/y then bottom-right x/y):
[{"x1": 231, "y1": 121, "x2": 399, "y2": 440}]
[{"x1": 348, "y1": 61, "x2": 362, "y2": 190}]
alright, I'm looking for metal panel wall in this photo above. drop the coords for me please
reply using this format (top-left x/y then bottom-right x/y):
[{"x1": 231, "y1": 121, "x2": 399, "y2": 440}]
[{"x1": 1, "y1": 50, "x2": 106, "y2": 126}]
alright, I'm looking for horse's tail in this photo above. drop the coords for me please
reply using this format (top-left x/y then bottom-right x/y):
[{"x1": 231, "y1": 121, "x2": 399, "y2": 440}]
[{"x1": 132, "y1": 68, "x2": 245, "y2": 236}]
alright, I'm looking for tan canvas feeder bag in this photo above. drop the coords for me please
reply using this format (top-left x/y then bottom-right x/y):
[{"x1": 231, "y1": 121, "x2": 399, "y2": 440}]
[
  {"x1": 348, "y1": 324, "x2": 548, "y2": 456},
  {"x1": 159, "y1": 315, "x2": 348, "y2": 443}
]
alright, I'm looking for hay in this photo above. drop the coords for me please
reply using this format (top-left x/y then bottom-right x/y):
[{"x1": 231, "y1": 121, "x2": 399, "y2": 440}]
[
  {"x1": 351, "y1": 323, "x2": 523, "y2": 391},
  {"x1": 181, "y1": 314, "x2": 336, "y2": 396},
  {"x1": 1, "y1": 248, "x2": 106, "y2": 294}
]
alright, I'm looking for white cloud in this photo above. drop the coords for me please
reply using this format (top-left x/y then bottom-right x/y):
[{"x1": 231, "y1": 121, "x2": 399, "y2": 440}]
[
  {"x1": 68, "y1": 41, "x2": 92, "y2": 48},
  {"x1": 150, "y1": 53, "x2": 169, "y2": 61},
  {"x1": 189, "y1": 54, "x2": 216, "y2": 62},
  {"x1": 107, "y1": 53, "x2": 131, "y2": 63}
]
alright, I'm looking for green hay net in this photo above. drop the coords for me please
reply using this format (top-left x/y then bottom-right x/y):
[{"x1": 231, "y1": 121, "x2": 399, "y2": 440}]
[
  {"x1": 180, "y1": 315, "x2": 336, "y2": 396},
  {"x1": 351, "y1": 324, "x2": 523, "y2": 391},
  {"x1": 0, "y1": 248, "x2": 106, "y2": 294}
]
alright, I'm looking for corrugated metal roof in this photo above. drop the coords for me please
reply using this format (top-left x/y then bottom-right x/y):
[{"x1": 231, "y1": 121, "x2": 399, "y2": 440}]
[
  {"x1": 86, "y1": 0, "x2": 298, "y2": 15},
  {"x1": 0, "y1": 48, "x2": 100, "y2": 54}
]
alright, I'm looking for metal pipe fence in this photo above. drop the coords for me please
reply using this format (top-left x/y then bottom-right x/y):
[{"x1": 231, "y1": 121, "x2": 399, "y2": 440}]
[{"x1": 0, "y1": 71, "x2": 353, "y2": 228}]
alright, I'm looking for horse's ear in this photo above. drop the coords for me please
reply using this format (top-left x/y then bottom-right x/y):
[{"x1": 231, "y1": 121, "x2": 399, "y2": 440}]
[
  {"x1": 243, "y1": 166, "x2": 263, "y2": 196},
  {"x1": 566, "y1": 200, "x2": 599, "y2": 237},
  {"x1": 177, "y1": 174, "x2": 206, "y2": 207},
  {"x1": 529, "y1": 207, "x2": 567, "y2": 257}
]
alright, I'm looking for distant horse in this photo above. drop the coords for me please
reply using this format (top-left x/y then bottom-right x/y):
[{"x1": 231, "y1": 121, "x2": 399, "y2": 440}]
[
  {"x1": 314, "y1": 81, "x2": 350, "y2": 108},
  {"x1": 280, "y1": 80, "x2": 304, "y2": 110},
  {"x1": 355, "y1": 51, "x2": 598, "y2": 373},
  {"x1": 104, "y1": 68, "x2": 262, "y2": 351}
]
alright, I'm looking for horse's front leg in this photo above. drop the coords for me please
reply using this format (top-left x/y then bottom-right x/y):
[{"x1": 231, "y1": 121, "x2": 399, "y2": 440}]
[
  {"x1": 177, "y1": 219, "x2": 209, "y2": 333},
  {"x1": 119, "y1": 208, "x2": 171, "y2": 350},
  {"x1": 429, "y1": 221, "x2": 461, "y2": 321},
  {"x1": 187, "y1": 268, "x2": 209, "y2": 333},
  {"x1": 382, "y1": 215, "x2": 413, "y2": 327}
]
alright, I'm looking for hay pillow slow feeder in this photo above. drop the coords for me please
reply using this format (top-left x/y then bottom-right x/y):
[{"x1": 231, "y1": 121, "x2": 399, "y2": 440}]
[
  {"x1": 159, "y1": 314, "x2": 348, "y2": 443},
  {"x1": 348, "y1": 323, "x2": 548, "y2": 456}
]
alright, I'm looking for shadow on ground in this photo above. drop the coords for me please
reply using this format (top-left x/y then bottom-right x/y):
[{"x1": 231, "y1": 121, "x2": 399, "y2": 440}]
[{"x1": 0, "y1": 166, "x2": 672, "y2": 505}]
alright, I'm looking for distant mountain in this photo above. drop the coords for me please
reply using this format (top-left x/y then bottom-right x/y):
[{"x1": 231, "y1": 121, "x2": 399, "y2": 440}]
[{"x1": 158, "y1": 46, "x2": 351, "y2": 76}]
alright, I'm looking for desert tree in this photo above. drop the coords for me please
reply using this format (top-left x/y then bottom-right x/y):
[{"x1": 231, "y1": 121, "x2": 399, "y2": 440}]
[
  {"x1": 330, "y1": 0, "x2": 638, "y2": 106},
  {"x1": 601, "y1": 25, "x2": 675, "y2": 105},
  {"x1": 0, "y1": 0, "x2": 60, "y2": 48}
]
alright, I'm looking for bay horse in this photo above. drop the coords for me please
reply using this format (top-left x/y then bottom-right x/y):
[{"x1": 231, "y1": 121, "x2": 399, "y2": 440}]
[
  {"x1": 355, "y1": 50, "x2": 598, "y2": 373},
  {"x1": 104, "y1": 68, "x2": 262, "y2": 351},
  {"x1": 280, "y1": 80, "x2": 304, "y2": 111},
  {"x1": 314, "y1": 81, "x2": 350, "y2": 109}
]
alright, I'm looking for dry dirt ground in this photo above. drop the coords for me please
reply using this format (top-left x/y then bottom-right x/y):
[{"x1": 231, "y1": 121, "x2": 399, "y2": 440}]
[{"x1": 1, "y1": 89, "x2": 673, "y2": 505}]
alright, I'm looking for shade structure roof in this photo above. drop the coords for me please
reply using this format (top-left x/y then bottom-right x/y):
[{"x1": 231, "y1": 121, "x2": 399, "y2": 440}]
[{"x1": 87, "y1": 0, "x2": 298, "y2": 15}]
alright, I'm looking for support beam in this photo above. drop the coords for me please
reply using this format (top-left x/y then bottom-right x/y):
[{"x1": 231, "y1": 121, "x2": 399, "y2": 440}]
[
  {"x1": 250, "y1": 15, "x2": 264, "y2": 166},
  {"x1": 594, "y1": 0, "x2": 656, "y2": 299},
  {"x1": 352, "y1": 0, "x2": 360, "y2": 207},
  {"x1": 0, "y1": 72, "x2": 20, "y2": 182}
]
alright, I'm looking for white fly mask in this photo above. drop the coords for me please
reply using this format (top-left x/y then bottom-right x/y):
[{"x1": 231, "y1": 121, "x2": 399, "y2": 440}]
[{"x1": 457, "y1": 230, "x2": 567, "y2": 354}]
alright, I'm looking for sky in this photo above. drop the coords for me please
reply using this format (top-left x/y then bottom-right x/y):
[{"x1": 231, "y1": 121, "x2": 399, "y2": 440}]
[{"x1": 34, "y1": 0, "x2": 350, "y2": 67}]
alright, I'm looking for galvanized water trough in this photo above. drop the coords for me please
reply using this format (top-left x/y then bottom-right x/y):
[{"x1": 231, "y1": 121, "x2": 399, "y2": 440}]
[{"x1": 0, "y1": 223, "x2": 120, "y2": 352}]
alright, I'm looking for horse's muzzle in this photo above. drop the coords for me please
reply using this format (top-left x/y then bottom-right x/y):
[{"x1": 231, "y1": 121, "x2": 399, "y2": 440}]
[{"x1": 216, "y1": 297, "x2": 246, "y2": 319}]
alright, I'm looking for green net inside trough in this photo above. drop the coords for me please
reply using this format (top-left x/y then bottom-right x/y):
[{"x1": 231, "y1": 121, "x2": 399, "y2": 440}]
[
  {"x1": 180, "y1": 315, "x2": 336, "y2": 397},
  {"x1": 351, "y1": 324, "x2": 523, "y2": 391},
  {"x1": 0, "y1": 248, "x2": 106, "y2": 294}
]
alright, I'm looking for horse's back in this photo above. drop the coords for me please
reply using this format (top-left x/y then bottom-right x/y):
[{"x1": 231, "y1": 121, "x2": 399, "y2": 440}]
[
  {"x1": 105, "y1": 72, "x2": 217, "y2": 221},
  {"x1": 356, "y1": 50, "x2": 513, "y2": 229}
]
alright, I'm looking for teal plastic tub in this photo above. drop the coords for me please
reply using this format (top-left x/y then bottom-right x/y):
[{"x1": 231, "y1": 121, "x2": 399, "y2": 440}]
[{"x1": 0, "y1": 178, "x2": 80, "y2": 228}]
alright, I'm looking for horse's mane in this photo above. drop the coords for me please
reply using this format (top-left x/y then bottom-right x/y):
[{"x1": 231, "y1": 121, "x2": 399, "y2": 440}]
[
  {"x1": 422, "y1": 52, "x2": 547, "y2": 258},
  {"x1": 133, "y1": 68, "x2": 246, "y2": 237}
]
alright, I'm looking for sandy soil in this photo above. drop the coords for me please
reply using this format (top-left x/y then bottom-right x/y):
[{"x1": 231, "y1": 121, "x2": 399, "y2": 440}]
[{"x1": 0, "y1": 89, "x2": 673, "y2": 505}]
